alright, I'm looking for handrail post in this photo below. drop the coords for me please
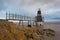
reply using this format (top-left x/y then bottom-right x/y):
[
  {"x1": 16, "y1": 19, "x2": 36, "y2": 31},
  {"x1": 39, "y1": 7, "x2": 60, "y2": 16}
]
[{"x1": 6, "y1": 12, "x2": 7, "y2": 20}]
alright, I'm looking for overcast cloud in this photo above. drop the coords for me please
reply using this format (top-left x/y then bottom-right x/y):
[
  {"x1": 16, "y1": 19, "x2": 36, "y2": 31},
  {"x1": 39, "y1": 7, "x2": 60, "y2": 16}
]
[{"x1": 0, "y1": 0, "x2": 60, "y2": 22}]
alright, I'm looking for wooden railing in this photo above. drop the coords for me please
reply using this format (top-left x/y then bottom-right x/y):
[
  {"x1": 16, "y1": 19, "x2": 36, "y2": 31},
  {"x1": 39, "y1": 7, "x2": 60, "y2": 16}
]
[{"x1": 6, "y1": 13, "x2": 35, "y2": 26}]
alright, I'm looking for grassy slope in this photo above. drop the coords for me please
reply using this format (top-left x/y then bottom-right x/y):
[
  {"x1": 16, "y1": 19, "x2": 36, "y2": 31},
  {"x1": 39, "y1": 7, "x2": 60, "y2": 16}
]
[{"x1": 0, "y1": 20, "x2": 43, "y2": 40}]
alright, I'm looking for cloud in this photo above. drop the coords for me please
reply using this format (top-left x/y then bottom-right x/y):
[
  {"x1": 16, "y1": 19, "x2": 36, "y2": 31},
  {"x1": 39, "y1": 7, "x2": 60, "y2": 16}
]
[
  {"x1": 0, "y1": 0, "x2": 5, "y2": 11},
  {"x1": 0, "y1": 0, "x2": 60, "y2": 21}
]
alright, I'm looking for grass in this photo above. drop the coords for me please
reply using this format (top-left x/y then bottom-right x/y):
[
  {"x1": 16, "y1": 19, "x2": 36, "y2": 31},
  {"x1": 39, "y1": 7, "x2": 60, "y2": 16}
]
[{"x1": 0, "y1": 20, "x2": 55, "y2": 40}]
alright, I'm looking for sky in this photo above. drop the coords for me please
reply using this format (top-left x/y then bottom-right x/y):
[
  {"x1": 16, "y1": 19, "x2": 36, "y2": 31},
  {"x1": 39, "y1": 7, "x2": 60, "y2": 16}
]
[{"x1": 0, "y1": 0, "x2": 60, "y2": 22}]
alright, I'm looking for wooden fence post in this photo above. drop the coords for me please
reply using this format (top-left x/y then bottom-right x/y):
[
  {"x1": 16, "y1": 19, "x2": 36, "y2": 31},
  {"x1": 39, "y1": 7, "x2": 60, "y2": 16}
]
[
  {"x1": 22, "y1": 20, "x2": 23, "y2": 26},
  {"x1": 9, "y1": 13, "x2": 10, "y2": 19},
  {"x1": 6, "y1": 12, "x2": 7, "y2": 20},
  {"x1": 19, "y1": 20, "x2": 21, "y2": 25}
]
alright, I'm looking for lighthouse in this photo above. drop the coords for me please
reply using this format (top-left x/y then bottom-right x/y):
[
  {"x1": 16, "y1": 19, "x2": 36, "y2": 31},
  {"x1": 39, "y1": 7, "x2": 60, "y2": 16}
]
[{"x1": 35, "y1": 9, "x2": 43, "y2": 27}]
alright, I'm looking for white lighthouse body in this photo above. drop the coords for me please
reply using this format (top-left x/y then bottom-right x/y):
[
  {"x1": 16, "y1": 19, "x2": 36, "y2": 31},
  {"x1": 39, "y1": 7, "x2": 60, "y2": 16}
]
[{"x1": 36, "y1": 22, "x2": 43, "y2": 26}]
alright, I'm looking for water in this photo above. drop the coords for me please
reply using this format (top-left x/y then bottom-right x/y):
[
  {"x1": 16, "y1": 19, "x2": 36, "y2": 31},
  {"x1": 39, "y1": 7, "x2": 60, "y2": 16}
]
[{"x1": 44, "y1": 22, "x2": 60, "y2": 40}]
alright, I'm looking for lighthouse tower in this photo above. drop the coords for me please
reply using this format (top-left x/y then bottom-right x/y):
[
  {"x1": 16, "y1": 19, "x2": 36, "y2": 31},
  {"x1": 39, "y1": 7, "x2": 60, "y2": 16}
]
[{"x1": 35, "y1": 9, "x2": 43, "y2": 27}]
